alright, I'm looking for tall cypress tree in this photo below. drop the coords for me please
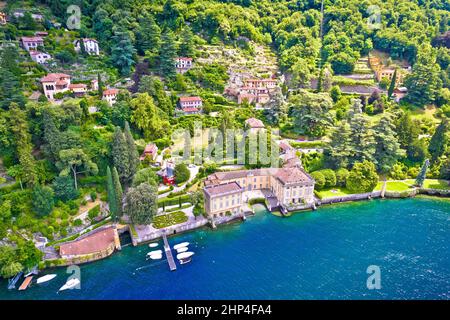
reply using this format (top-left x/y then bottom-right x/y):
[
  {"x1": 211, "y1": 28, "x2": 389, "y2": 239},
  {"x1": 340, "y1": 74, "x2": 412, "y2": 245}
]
[
  {"x1": 415, "y1": 159, "x2": 430, "y2": 187},
  {"x1": 79, "y1": 39, "x2": 87, "y2": 56},
  {"x1": 387, "y1": 69, "x2": 397, "y2": 98},
  {"x1": 112, "y1": 167, "x2": 123, "y2": 217},
  {"x1": 112, "y1": 127, "x2": 130, "y2": 183},
  {"x1": 97, "y1": 73, "x2": 103, "y2": 98},
  {"x1": 106, "y1": 166, "x2": 117, "y2": 219},
  {"x1": 9, "y1": 103, "x2": 37, "y2": 187},
  {"x1": 124, "y1": 122, "x2": 139, "y2": 181},
  {"x1": 428, "y1": 118, "x2": 449, "y2": 162}
]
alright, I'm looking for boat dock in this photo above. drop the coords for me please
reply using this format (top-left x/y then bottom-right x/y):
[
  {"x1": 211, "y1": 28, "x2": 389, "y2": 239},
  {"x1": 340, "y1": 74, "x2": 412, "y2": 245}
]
[
  {"x1": 18, "y1": 276, "x2": 33, "y2": 291},
  {"x1": 162, "y1": 233, "x2": 177, "y2": 271}
]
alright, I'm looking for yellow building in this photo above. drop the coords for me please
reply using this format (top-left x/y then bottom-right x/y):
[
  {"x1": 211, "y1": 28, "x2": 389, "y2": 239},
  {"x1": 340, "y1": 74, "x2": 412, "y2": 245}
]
[
  {"x1": 203, "y1": 182, "x2": 244, "y2": 218},
  {"x1": 204, "y1": 165, "x2": 315, "y2": 213}
]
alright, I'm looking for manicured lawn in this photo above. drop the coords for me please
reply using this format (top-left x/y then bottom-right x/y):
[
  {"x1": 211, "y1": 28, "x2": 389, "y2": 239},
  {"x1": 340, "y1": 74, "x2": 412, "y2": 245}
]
[
  {"x1": 317, "y1": 187, "x2": 353, "y2": 198},
  {"x1": 405, "y1": 179, "x2": 450, "y2": 190},
  {"x1": 152, "y1": 211, "x2": 188, "y2": 229},
  {"x1": 385, "y1": 181, "x2": 413, "y2": 192},
  {"x1": 374, "y1": 182, "x2": 384, "y2": 191}
]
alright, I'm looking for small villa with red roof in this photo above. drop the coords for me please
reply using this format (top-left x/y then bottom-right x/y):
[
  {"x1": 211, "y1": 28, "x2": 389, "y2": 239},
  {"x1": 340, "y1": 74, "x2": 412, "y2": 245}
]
[
  {"x1": 30, "y1": 51, "x2": 51, "y2": 64},
  {"x1": 178, "y1": 96, "x2": 202, "y2": 115},
  {"x1": 103, "y1": 88, "x2": 119, "y2": 105},
  {"x1": 140, "y1": 143, "x2": 158, "y2": 161},
  {"x1": 41, "y1": 73, "x2": 71, "y2": 100},
  {"x1": 21, "y1": 36, "x2": 44, "y2": 51}
]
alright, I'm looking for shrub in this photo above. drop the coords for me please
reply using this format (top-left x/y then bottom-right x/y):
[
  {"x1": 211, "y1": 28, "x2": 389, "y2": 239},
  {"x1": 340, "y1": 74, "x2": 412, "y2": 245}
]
[
  {"x1": 32, "y1": 185, "x2": 55, "y2": 217},
  {"x1": 248, "y1": 198, "x2": 266, "y2": 206},
  {"x1": 389, "y1": 163, "x2": 408, "y2": 180},
  {"x1": 346, "y1": 161, "x2": 379, "y2": 193},
  {"x1": 174, "y1": 163, "x2": 190, "y2": 184},
  {"x1": 319, "y1": 169, "x2": 336, "y2": 188},
  {"x1": 335, "y1": 168, "x2": 349, "y2": 187},
  {"x1": 311, "y1": 171, "x2": 326, "y2": 190},
  {"x1": 90, "y1": 192, "x2": 97, "y2": 201},
  {"x1": 88, "y1": 205, "x2": 100, "y2": 220},
  {"x1": 73, "y1": 219, "x2": 83, "y2": 226}
]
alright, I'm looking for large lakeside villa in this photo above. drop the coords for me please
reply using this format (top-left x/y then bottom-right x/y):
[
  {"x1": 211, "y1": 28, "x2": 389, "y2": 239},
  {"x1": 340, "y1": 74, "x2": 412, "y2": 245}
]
[{"x1": 203, "y1": 165, "x2": 315, "y2": 218}]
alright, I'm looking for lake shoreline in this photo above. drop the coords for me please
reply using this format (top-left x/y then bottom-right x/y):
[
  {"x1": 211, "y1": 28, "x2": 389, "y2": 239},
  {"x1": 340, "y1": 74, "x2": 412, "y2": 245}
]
[{"x1": 39, "y1": 191, "x2": 449, "y2": 271}]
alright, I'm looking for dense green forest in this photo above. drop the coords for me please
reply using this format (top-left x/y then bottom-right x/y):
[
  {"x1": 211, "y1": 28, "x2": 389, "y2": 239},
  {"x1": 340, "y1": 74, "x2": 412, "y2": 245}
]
[{"x1": 0, "y1": 0, "x2": 449, "y2": 277}]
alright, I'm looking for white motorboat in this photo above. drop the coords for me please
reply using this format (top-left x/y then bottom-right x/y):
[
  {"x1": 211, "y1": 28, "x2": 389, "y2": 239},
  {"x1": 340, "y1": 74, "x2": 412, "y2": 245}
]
[
  {"x1": 148, "y1": 253, "x2": 163, "y2": 260},
  {"x1": 148, "y1": 243, "x2": 159, "y2": 248},
  {"x1": 176, "y1": 252, "x2": 194, "y2": 264},
  {"x1": 36, "y1": 274, "x2": 57, "y2": 284},
  {"x1": 146, "y1": 250, "x2": 162, "y2": 256},
  {"x1": 58, "y1": 278, "x2": 80, "y2": 291},
  {"x1": 173, "y1": 242, "x2": 189, "y2": 250},
  {"x1": 176, "y1": 247, "x2": 188, "y2": 253}
]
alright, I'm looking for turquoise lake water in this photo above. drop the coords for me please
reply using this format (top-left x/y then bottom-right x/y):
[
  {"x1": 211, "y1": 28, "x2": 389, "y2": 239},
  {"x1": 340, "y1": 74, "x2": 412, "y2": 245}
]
[{"x1": 0, "y1": 198, "x2": 449, "y2": 300}]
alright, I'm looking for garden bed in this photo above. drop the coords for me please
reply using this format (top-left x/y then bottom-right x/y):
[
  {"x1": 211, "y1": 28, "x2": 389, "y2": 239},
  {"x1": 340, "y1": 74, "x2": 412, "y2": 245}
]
[{"x1": 152, "y1": 211, "x2": 189, "y2": 229}]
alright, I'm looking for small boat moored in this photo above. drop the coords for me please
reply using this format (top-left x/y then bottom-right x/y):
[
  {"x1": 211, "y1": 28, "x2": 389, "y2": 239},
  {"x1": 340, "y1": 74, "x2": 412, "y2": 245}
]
[
  {"x1": 58, "y1": 278, "x2": 80, "y2": 292},
  {"x1": 173, "y1": 242, "x2": 189, "y2": 250},
  {"x1": 7, "y1": 271, "x2": 23, "y2": 290},
  {"x1": 37, "y1": 274, "x2": 57, "y2": 284},
  {"x1": 176, "y1": 252, "x2": 194, "y2": 264},
  {"x1": 148, "y1": 243, "x2": 159, "y2": 248},
  {"x1": 176, "y1": 247, "x2": 188, "y2": 253},
  {"x1": 146, "y1": 250, "x2": 163, "y2": 260},
  {"x1": 18, "y1": 276, "x2": 33, "y2": 291}
]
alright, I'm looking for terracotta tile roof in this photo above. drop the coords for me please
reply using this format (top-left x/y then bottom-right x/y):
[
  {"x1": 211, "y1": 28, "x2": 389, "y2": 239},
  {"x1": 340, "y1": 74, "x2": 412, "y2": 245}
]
[
  {"x1": 21, "y1": 36, "x2": 44, "y2": 42},
  {"x1": 103, "y1": 89, "x2": 119, "y2": 96},
  {"x1": 273, "y1": 167, "x2": 314, "y2": 186},
  {"x1": 69, "y1": 83, "x2": 87, "y2": 89},
  {"x1": 144, "y1": 143, "x2": 157, "y2": 154},
  {"x1": 245, "y1": 117, "x2": 265, "y2": 128},
  {"x1": 59, "y1": 227, "x2": 116, "y2": 257},
  {"x1": 40, "y1": 73, "x2": 71, "y2": 83},
  {"x1": 203, "y1": 181, "x2": 243, "y2": 197},
  {"x1": 279, "y1": 141, "x2": 293, "y2": 152},
  {"x1": 206, "y1": 168, "x2": 276, "y2": 182},
  {"x1": 177, "y1": 57, "x2": 192, "y2": 61},
  {"x1": 179, "y1": 96, "x2": 202, "y2": 102},
  {"x1": 182, "y1": 107, "x2": 200, "y2": 113}
]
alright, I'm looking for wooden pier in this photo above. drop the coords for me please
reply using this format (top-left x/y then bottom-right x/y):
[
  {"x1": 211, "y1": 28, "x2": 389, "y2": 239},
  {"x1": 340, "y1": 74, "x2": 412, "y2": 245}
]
[{"x1": 162, "y1": 233, "x2": 177, "y2": 271}]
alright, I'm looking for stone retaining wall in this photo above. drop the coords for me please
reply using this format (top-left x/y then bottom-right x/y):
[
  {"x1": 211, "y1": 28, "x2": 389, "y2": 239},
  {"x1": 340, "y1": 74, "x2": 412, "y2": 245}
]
[
  {"x1": 132, "y1": 219, "x2": 209, "y2": 246},
  {"x1": 317, "y1": 191, "x2": 381, "y2": 205}
]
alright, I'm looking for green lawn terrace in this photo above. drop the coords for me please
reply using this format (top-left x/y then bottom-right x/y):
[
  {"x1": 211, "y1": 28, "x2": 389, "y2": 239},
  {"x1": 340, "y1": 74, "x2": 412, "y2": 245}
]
[{"x1": 316, "y1": 179, "x2": 449, "y2": 200}]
